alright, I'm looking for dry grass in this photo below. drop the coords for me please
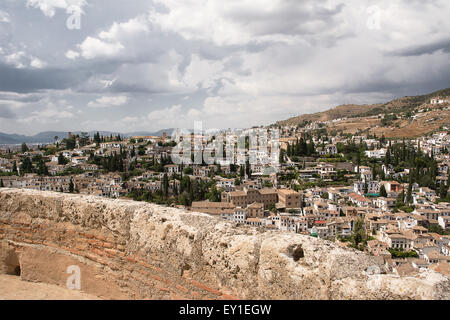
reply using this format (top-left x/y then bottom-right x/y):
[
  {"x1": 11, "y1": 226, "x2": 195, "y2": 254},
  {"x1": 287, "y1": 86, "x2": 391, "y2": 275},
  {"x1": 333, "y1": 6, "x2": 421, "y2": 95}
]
[{"x1": 327, "y1": 108, "x2": 450, "y2": 138}]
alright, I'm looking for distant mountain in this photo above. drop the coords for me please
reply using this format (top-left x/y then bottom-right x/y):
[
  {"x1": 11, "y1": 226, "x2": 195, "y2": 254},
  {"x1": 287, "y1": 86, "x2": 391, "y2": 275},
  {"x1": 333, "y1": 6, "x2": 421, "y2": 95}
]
[
  {"x1": 126, "y1": 129, "x2": 175, "y2": 137},
  {"x1": 0, "y1": 129, "x2": 173, "y2": 145},
  {"x1": 276, "y1": 87, "x2": 450, "y2": 126}
]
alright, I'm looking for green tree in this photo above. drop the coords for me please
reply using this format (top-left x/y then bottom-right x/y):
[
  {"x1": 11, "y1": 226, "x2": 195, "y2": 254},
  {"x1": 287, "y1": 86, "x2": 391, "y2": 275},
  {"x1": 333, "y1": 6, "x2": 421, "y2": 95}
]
[
  {"x1": 21, "y1": 143, "x2": 29, "y2": 153},
  {"x1": 407, "y1": 175, "x2": 413, "y2": 204},
  {"x1": 65, "y1": 137, "x2": 76, "y2": 150},
  {"x1": 69, "y1": 178, "x2": 74, "y2": 193},
  {"x1": 19, "y1": 157, "x2": 33, "y2": 175},
  {"x1": 93, "y1": 132, "x2": 101, "y2": 145},
  {"x1": 0, "y1": 179, "x2": 3, "y2": 188},
  {"x1": 440, "y1": 182, "x2": 448, "y2": 200},
  {"x1": 58, "y1": 153, "x2": 68, "y2": 165},
  {"x1": 351, "y1": 218, "x2": 366, "y2": 250},
  {"x1": 36, "y1": 159, "x2": 48, "y2": 176},
  {"x1": 162, "y1": 173, "x2": 169, "y2": 199},
  {"x1": 380, "y1": 184, "x2": 387, "y2": 197},
  {"x1": 427, "y1": 224, "x2": 449, "y2": 235},
  {"x1": 279, "y1": 150, "x2": 285, "y2": 164},
  {"x1": 239, "y1": 165, "x2": 245, "y2": 178},
  {"x1": 207, "y1": 186, "x2": 222, "y2": 202},
  {"x1": 183, "y1": 166, "x2": 193, "y2": 175},
  {"x1": 245, "y1": 159, "x2": 251, "y2": 177},
  {"x1": 396, "y1": 190, "x2": 405, "y2": 207},
  {"x1": 12, "y1": 161, "x2": 18, "y2": 174},
  {"x1": 79, "y1": 132, "x2": 90, "y2": 147}
]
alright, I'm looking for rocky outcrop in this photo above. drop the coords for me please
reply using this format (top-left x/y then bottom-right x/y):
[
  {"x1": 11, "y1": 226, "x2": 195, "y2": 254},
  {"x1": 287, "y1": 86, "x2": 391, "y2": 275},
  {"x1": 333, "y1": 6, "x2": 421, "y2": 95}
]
[{"x1": 0, "y1": 188, "x2": 449, "y2": 300}]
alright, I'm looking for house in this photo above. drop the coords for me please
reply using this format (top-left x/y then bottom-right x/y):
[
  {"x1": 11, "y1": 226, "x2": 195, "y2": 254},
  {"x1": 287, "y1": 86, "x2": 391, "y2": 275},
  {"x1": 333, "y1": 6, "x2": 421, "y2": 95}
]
[
  {"x1": 247, "y1": 202, "x2": 265, "y2": 218},
  {"x1": 360, "y1": 168, "x2": 373, "y2": 183},
  {"x1": 316, "y1": 163, "x2": 336, "y2": 179},
  {"x1": 366, "y1": 240, "x2": 391, "y2": 257},
  {"x1": 71, "y1": 156, "x2": 88, "y2": 165},
  {"x1": 374, "y1": 197, "x2": 396, "y2": 211},
  {"x1": 418, "y1": 187, "x2": 436, "y2": 199},
  {"x1": 348, "y1": 193, "x2": 371, "y2": 207},
  {"x1": 382, "y1": 164, "x2": 394, "y2": 176},
  {"x1": 191, "y1": 200, "x2": 235, "y2": 216},
  {"x1": 221, "y1": 187, "x2": 278, "y2": 210},
  {"x1": 430, "y1": 97, "x2": 448, "y2": 105},
  {"x1": 327, "y1": 218, "x2": 353, "y2": 238},
  {"x1": 216, "y1": 177, "x2": 235, "y2": 192},
  {"x1": 438, "y1": 216, "x2": 450, "y2": 231},
  {"x1": 279, "y1": 216, "x2": 297, "y2": 232},
  {"x1": 233, "y1": 207, "x2": 247, "y2": 224},
  {"x1": 365, "y1": 149, "x2": 387, "y2": 159},
  {"x1": 353, "y1": 181, "x2": 365, "y2": 194},
  {"x1": 246, "y1": 218, "x2": 263, "y2": 227},
  {"x1": 386, "y1": 233, "x2": 415, "y2": 250},
  {"x1": 318, "y1": 144, "x2": 338, "y2": 155},
  {"x1": 277, "y1": 189, "x2": 302, "y2": 208},
  {"x1": 410, "y1": 258, "x2": 429, "y2": 269},
  {"x1": 415, "y1": 209, "x2": 440, "y2": 221},
  {"x1": 164, "y1": 164, "x2": 179, "y2": 175},
  {"x1": 382, "y1": 181, "x2": 402, "y2": 193},
  {"x1": 424, "y1": 252, "x2": 450, "y2": 264}
]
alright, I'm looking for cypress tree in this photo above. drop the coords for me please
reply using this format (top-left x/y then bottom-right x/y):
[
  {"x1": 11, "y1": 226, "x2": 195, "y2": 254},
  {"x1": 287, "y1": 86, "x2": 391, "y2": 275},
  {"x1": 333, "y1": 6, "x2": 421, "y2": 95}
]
[
  {"x1": 407, "y1": 173, "x2": 413, "y2": 204},
  {"x1": 440, "y1": 182, "x2": 448, "y2": 200},
  {"x1": 69, "y1": 178, "x2": 74, "y2": 193},
  {"x1": 380, "y1": 185, "x2": 387, "y2": 197},
  {"x1": 12, "y1": 161, "x2": 18, "y2": 174}
]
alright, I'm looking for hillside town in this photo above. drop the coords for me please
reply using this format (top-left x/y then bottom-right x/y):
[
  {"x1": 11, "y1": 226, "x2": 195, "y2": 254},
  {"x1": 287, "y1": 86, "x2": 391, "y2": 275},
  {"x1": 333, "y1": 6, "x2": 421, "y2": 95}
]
[{"x1": 1, "y1": 98, "x2": 450, "y2": 278}]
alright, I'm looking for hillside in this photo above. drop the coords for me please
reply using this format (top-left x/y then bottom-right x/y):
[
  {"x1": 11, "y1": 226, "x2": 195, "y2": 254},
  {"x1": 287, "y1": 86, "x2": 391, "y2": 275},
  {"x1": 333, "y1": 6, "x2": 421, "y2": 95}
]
[{"x1": 276, "y1": 87, "x2": 450, "y2": 137}]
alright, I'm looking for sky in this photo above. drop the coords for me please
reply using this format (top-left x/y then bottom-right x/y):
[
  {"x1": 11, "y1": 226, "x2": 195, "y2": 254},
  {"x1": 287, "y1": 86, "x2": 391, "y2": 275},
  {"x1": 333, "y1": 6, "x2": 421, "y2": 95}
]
[{"x1": 0, "y1": 0, "x2": 449, "y2": 135}]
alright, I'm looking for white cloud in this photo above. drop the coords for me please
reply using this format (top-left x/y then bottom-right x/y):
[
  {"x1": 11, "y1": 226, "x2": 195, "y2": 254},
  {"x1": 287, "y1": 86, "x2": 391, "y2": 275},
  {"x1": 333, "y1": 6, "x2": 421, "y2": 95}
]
[
  {"x1": 99, "y1": 17, "x2": 150, "y2": 41},
  {"x1": 19, "y1": 104, "x2": 74, "y2": 124},
  {"x1": 1, "y1": 48, "x2": 48, "y2": 69},
  {"x1": 87, "y1": 95, "x2": 129, "y2": 108},
  {"x1": 65, "y1": 50, "x2": 80, "y2": 60},
  {"x1": 0, "y1": 10, "x2": 10, "y2": 23},
  {"x1": 76, "y1": 15, "x2": 150, "y2": 60},
  {"x1": 79, "y1": 37, "x2": 124, "y2": 59},
  {"x1": 149, "y1": 0, "x2": 349, "y2": 46},
  {"x1": 26, "y1": 0, "x2": 87, "y2": 17},
  {"x1": 147, "y1": 104, "x2": 182, "y2": 122},
  {"x1": 4, "y1": 51, "x2": 27, "y2": 68},
  {"x1": 180, "y1": 54, "x2": 225, "y2": 90},
  {"x1": 30, "y1": 57, "x2": 47, "y2": 69}
]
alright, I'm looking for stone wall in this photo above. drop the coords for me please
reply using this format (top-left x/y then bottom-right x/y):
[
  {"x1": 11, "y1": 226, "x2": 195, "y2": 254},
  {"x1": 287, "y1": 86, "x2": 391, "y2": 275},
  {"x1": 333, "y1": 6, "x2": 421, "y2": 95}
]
[{"x1": 0, "y1": 188, "x2": 449, "y2": 300}]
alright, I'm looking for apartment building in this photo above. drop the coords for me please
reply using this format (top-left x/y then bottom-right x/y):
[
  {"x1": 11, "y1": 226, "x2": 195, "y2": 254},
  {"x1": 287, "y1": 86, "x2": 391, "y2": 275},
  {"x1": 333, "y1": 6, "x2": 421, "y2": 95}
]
[
  {"x1": 221, "y1": 187, "x2": 278, "y2": 209},
  {"x1": 277, "y1": 189, "x2": 302, "y2": 209}
]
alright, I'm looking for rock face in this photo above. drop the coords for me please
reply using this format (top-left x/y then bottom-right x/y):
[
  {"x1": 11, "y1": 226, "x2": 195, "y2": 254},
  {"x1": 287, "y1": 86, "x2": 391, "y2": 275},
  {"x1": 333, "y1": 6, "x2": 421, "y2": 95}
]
[{"x1": 0, "y1": 188, "x2": 449, "y2": 300}]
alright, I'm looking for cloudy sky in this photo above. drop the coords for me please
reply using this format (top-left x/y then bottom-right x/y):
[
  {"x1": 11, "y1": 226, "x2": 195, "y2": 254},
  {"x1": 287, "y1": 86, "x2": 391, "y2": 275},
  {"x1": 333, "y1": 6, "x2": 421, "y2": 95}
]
[{"x1": 0, "y1": 0, "x2": 449, "y2": 135}]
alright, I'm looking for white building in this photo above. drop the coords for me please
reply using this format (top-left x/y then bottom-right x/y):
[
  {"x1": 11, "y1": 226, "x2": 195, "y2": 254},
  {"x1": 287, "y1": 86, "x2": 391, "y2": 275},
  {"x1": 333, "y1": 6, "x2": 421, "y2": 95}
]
[
  {"x1": 365, "y1": 148, "x2": 387, "y2": 159},
  {"x1": 438, "y1": 216, "x2": 450, "y2": 231}
]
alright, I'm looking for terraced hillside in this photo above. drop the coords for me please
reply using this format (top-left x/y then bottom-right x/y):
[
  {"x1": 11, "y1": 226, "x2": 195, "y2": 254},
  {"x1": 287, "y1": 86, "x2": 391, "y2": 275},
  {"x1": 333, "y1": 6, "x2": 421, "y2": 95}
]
[{"x1": 276, "y1": 88, "x2": 450, "y2": 138}]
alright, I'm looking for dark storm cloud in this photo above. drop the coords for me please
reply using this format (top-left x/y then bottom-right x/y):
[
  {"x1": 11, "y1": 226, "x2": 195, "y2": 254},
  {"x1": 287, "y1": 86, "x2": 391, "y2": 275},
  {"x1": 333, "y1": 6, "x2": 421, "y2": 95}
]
[
  {"x1": 389, "y1": 39, "x2": 450, "y2": 57},
  {"x1": 0, "y1": 63, "x2": 88, "y2": 93}
]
